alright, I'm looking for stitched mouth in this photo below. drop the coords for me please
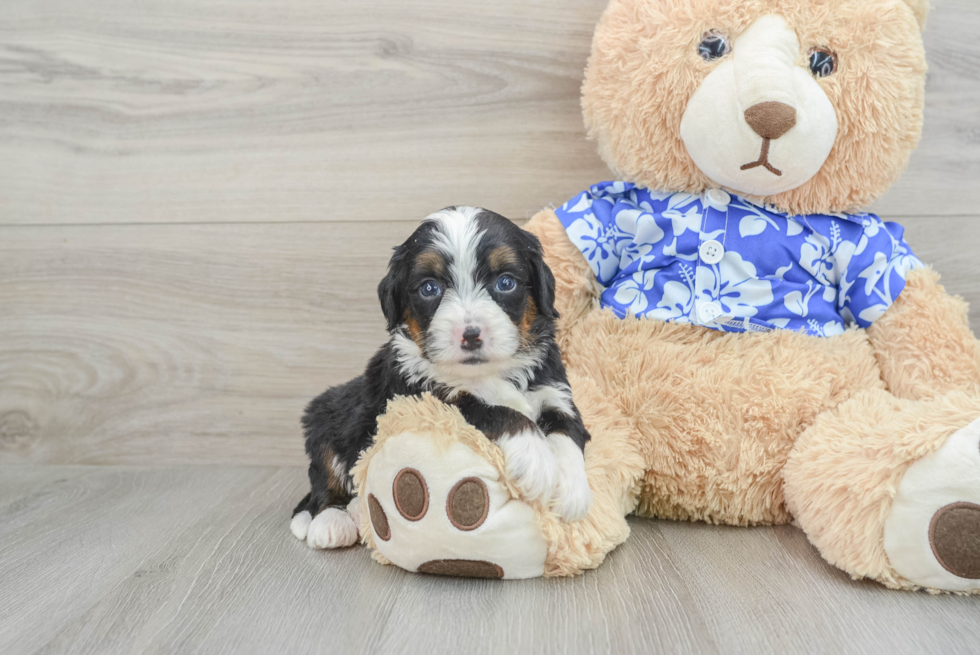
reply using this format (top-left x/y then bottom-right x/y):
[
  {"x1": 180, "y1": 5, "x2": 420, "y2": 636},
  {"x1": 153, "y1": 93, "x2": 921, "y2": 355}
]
[
  {"x1": 460, "y1": 356, "x2": 489, "y2": 365},
  {"x1": 740, "y1": 138, "x2": 783, "y2": 176}
]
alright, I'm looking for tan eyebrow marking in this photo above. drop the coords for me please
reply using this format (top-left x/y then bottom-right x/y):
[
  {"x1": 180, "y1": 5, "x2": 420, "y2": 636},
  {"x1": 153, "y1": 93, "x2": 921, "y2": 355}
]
[
  {"x1": 415, "y1": 250, "x2": 445, "y2": 276},
  {"x1": 488, "y1": 246, "x2": 518, "y2": 271}
]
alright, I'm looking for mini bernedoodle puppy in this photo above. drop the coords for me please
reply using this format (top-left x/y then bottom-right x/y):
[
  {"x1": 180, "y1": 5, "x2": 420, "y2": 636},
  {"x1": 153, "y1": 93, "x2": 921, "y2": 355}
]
[{"x1": 290, "y1": 206, "x2": 592, "y2": 549}]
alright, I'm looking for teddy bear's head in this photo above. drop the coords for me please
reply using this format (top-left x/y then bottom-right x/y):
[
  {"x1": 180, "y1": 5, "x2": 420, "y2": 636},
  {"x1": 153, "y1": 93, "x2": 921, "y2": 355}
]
[{"x1": 582, "y1": 0, "x2": 929, "y2": 214}]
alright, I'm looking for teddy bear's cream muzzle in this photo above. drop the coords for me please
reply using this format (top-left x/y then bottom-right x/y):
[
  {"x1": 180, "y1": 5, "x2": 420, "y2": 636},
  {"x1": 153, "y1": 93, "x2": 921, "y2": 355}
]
[{"x1": 680, "y1": 15, "x2": 838, "y2": 197}]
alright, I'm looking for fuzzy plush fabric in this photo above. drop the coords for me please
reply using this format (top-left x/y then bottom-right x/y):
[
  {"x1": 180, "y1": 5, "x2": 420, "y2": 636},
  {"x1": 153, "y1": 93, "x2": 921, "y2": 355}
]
[
  {"x1": 784, "y1": 389, "x2": 980, "y2": 592},
  {"x1": 868, "y1": 268, "x2": 980, "y2": 401},
  {"x1": 354, "y1": 388, "x2": 645, "y2": 577},
  {"x1": 582, "y1": 0, "x2": 927, "y2": 215}
]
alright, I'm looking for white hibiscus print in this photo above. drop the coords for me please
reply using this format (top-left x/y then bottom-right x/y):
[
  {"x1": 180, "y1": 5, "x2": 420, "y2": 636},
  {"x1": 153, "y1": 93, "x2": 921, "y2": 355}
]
[
  {"x1": 695, "y1": 252, "x2": 774, "y2": 318},
  {"x1": 565, "y1": 214, "x2": 620, "y2": 285},
  {"x1": 648, "y1": 264, "x2": 696, "y2": 321},
  {"x1": 799, "y1": 221, "x2": 856, "y2": 287},
  {"x1": 662, "y1": 207, "x2": 702, "y2": 237},
  {"x1": 612, "y1": 270, "x2": 657, "y2": 315},
  {"x1": 614, "y1": 208, "x2": 665, "y2": 269}
]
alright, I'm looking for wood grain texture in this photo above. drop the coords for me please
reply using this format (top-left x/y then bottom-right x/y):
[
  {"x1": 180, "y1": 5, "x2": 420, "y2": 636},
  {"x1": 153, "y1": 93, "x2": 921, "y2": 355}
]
[
  {"x1": 0, "y1": 0, "x2": 978, "y2": 225},
  {"x1": 0, "y1": 465, "x2": 977, "y2": 655},
  {"x1": 2, "y1": 216, "x2": 978, "y2": 466}
]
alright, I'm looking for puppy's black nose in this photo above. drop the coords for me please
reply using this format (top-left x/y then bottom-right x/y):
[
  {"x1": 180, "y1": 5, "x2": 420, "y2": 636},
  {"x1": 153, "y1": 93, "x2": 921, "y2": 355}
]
[{"x1": 461, "y1": 326, "x2": 482, "y2": 351}]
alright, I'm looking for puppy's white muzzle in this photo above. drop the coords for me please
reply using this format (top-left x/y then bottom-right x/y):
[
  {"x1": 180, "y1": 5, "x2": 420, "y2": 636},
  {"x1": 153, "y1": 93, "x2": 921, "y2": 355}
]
[{"x1": 427, "y1": 289, "x2": 520, "y2": 370}]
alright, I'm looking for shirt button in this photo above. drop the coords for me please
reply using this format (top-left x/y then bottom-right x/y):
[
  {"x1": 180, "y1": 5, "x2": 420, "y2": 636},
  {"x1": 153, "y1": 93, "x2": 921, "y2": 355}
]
[
  {"x1": 699, "y1": 239, "x2": 725, "y2": 265},
  {"x1": 698, "y1": 301, "x2": 724, "y2": 324},
  {"x1": 705, "y1": 188, "x2": 731, "y2": 211}
]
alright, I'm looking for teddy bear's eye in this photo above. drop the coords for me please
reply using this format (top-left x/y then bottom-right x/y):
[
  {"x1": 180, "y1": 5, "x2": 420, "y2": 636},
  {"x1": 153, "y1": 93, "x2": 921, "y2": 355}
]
[
  {"x1": 698, "y1": 30, "x2": 731, "y2": 62},
  {"x1": 808, "y1": 48, "x2": 837, "y2": 77}
]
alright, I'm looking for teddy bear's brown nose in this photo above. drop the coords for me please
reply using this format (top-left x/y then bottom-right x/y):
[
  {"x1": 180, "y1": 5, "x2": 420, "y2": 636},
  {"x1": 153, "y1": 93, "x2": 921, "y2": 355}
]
[{"x1": 744, "y1": 101, "x2": 797, "y2": 140}]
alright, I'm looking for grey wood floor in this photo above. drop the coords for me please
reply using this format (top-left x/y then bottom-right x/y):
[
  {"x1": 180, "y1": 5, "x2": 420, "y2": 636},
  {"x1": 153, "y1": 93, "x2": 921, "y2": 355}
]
[
  {"x1": 2, "y1": 0, "x2": 980, "y2": 653},
  {"x1": 2, "y1": 465, "x2": 979, "y2": 655}
]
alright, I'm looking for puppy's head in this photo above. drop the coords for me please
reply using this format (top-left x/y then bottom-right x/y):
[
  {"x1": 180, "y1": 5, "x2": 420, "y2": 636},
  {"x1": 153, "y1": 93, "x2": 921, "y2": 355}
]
[{"x1": 379, "y1": 206, "x2": 556, "y2": 378}]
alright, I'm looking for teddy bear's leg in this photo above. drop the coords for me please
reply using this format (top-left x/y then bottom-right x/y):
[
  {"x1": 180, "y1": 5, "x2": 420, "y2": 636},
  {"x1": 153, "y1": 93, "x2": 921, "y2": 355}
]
[
  {"x1": 783, "y1": 387, "x2": 980, "y2": 592},
  {"x1": 352, "y1": 386, "x2": 644, "y2": 579},
  {"x1": 867, "y1": 268, "x2": 980, "y2": 400}
]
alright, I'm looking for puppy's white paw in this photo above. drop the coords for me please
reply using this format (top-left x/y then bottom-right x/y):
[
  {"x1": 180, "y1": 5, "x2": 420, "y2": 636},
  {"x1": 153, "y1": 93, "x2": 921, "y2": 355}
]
[
  {"x1": 549, "y1": 434, "x2": 592, "y2": 521},
  {"x1": 306, "y1": 508, "x2": 359, "y2": 549},
  {"x1": 290, "y1": 510, "x2": 312, "y2": 541},
  {"x1": 498, "y1": 429, "x2": 558, "y2": 504}
]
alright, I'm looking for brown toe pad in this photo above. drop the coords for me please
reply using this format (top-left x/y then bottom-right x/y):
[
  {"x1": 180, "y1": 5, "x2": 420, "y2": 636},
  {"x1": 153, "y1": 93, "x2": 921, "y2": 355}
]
[
  {"x1": 446, "y1": 477, "x2": 489, "y2": 531},
  {"x1": 929, "y1": 502, "x2": 980, "y2": 579},
  {"x1": 368, "y1": 494, "x2": 390, "y2": 541},
  {"x1": 417, "y1": 559, "x2": 504, "y2": 579},
  {"x1": 393, "y1": 468, "x2": 429, "y2": 521}
]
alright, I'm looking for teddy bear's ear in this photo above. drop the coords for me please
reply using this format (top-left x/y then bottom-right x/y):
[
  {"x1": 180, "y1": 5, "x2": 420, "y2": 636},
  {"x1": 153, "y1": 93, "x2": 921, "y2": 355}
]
[{"x1": 900, "y1": 0, "x2": 929, "y2": 30}]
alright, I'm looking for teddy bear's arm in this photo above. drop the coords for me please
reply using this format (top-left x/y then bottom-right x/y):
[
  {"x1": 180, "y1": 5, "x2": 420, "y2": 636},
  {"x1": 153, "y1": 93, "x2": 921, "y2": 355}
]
[
  {"x1": 524, "y1": 209, "x2": 602, "y2": 338},
  {"x1": 867, "y1": 268, "x2": 980, "y2": 400}
]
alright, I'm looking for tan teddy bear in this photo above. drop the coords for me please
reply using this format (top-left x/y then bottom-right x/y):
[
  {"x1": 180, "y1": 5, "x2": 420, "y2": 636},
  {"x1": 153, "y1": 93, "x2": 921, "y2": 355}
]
[{"x1": 352, "y1": 0, "x2": 980, "y2": 592}]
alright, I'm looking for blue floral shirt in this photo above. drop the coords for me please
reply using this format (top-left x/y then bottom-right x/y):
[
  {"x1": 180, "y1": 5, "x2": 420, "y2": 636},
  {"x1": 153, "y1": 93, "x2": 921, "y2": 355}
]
[{"x1": 554, "y1": 182, "x2": 923, "y2": 337}]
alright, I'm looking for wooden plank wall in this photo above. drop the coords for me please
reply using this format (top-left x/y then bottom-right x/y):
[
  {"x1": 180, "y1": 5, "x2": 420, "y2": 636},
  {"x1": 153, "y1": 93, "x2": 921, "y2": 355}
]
[{"x1": 2, "y1": 0, "x2": 979, "y2": 466}]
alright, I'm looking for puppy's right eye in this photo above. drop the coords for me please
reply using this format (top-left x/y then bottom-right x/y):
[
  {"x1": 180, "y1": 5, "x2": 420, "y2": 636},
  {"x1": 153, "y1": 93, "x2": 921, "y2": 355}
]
[
  {"x1": 699, "y1": 30, "x2": 731, "y2": 61},
  {"x1": 419, "y1": 280, "x2": 442, "y2": 298}
]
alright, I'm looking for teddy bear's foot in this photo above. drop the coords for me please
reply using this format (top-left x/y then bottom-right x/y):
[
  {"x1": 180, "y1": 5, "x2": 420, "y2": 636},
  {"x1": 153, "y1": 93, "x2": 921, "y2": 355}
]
[
  {"x1": 358, "y1": 430, "x2": 548, "y2": 579},
  {"x1": 785, "y1": 389, "x2": 980, "y2": 593},
  {"x1": 884, "y1": 417, "x2": 980, "y2": 591}
]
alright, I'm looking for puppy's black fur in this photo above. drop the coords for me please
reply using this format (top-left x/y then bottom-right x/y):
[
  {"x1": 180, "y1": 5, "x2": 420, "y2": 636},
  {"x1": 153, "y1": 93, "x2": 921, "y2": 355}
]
[{"x1": 294, "y1": 208, "x2": 589, "y2": 520}]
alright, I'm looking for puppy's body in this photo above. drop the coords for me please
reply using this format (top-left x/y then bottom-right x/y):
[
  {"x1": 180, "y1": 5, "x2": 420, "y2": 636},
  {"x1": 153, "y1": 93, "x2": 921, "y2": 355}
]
[{"x1": 291, "y1": 207, "x2": 591, "y2": 549}]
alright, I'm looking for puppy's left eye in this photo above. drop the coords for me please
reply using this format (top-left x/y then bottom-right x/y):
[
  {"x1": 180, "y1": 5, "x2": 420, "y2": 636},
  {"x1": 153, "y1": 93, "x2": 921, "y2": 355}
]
[
  {"x1": 419, "y1": 280, "x2": 442, "y2": 298},
  {"x1": 494, "y1": 275, "x2": 516, "y2": 293}
]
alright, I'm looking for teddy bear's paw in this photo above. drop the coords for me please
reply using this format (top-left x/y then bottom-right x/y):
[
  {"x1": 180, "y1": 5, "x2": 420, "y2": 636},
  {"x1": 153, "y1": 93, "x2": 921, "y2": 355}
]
[
  {"x1": 884, "y1": 417, "x2": 980, "y2": 592},
  {"x1": 549, "y1": 434, "x2": 592, "y2": 522},
  {"x1": 498, "y1": 429, "x2": 559, "y2": 504},
  {"x1": 306, "y1": 507, "x2": 360, "y2": 550},
  {"x1": 362, "y1": 432, "x2": 548, "y2": 579}
]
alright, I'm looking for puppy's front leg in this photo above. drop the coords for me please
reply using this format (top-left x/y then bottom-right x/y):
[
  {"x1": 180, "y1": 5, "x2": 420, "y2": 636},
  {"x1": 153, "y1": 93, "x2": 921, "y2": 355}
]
[
  {"x1": 539, "y1": 410, "x2": 592, "y2": 521},
  {"x1": 454, "y1": 395, "x2": 558, "y2": 504}
]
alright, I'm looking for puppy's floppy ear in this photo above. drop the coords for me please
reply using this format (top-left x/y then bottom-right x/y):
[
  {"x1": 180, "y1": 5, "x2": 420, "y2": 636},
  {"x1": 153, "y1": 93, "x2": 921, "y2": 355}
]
[
  {"x1": 523, "y1": 231, "x2": 558, "y2": 320},
  {"x1": 377, "y1": 244, "x2": 409, "y2": 332}
]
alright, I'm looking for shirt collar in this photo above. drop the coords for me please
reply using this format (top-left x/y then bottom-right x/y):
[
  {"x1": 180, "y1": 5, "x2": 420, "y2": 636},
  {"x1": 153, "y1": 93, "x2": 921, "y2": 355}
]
[{"x1": 589, "y1": 182, "x2": 873, "y2": 225}]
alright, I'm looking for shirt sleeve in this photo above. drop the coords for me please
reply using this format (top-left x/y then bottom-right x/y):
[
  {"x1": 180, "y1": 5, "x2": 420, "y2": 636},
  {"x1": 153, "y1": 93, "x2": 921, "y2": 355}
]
[
  {"x1": 838, "y1": 218, "x2": 924, "y2": 328},
  {"x1": 553, "y1": 188, "x2": 623, "y2": 287}
]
